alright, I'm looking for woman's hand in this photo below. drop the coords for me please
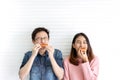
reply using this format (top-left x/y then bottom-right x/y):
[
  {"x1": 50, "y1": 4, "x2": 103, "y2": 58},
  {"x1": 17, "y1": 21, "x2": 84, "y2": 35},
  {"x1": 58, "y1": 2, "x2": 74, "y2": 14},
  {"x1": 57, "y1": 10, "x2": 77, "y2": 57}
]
[{"x1": 77, "y1": 47, "x2": 88, "y2": 62}]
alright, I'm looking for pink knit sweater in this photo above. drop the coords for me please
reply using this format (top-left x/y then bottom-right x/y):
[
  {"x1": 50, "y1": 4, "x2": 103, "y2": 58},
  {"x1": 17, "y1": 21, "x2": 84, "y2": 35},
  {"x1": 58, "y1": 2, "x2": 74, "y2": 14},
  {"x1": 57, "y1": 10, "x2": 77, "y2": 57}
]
[{"x1": 63, "y1": 56, "x2": 99, "y2": 80}]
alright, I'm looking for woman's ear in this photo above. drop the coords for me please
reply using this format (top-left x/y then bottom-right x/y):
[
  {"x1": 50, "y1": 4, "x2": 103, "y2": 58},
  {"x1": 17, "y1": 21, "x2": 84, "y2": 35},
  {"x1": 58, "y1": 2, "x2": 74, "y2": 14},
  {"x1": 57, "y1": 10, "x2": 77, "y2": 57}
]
[{"x1": 72, "y1": 44, "x2": 75, "y2": 48}]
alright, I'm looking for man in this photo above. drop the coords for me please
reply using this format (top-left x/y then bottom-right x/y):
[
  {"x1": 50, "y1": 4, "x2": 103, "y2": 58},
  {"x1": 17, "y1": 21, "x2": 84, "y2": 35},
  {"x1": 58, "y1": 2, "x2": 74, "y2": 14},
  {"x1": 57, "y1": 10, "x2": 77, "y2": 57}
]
[{"x1": 19, "y1": 27, "x2": 64, "y2": 80}]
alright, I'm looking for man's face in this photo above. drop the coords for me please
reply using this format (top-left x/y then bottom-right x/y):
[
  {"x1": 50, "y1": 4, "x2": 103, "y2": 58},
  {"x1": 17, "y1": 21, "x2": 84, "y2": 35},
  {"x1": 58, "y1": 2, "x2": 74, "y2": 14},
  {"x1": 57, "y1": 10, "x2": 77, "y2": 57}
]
[{"x1": 33, "y1": 31, "x2": 49, "y2": 50}]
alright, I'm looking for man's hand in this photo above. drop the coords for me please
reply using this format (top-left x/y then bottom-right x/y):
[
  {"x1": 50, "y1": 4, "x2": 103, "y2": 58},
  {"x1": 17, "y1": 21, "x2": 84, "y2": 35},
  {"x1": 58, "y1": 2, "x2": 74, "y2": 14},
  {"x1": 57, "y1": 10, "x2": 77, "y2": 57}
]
[
  {"x1": 46, "y1": 45, "x2": 54, "y2": 58},
  {"x1": 32, "y1": 44, "x2": 41, "y2": 56}
]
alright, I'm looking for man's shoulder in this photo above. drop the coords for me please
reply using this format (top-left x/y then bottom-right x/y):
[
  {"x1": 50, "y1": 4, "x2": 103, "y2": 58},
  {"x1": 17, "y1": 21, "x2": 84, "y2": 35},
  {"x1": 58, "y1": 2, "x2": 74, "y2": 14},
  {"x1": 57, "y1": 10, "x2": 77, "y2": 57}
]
[
  {"x1": 24, "y1": 51, "x2": 32, "y2": 56},
  {"x1": 54, "y1": 49, "x2": 62, "y2": 53},
  {"x1": 54, "y1": 49, "x2": 63, "y2": 58}
]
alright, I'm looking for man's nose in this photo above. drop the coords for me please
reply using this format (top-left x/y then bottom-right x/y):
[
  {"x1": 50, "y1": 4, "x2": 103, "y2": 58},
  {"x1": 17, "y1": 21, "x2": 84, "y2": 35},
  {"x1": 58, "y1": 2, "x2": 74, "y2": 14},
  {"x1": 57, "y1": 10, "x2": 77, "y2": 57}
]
[{"x1": 40, "y1": 38, "x2": 46, "y2": 43}]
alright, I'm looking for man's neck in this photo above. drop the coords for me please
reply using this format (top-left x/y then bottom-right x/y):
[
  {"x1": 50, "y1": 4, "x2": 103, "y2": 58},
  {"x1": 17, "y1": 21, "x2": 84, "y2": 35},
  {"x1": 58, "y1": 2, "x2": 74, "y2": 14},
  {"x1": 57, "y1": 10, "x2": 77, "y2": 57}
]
[{"x1": 39, "y1": 49, "x2": 46, "y2": 56}]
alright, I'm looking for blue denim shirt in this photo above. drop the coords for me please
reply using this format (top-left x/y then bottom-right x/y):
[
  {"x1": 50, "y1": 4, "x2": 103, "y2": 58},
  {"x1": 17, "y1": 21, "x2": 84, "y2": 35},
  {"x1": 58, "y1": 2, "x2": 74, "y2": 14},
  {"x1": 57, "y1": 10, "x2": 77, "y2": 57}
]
[{"x1": 20, "y1": 49, "x2": 63, "y2": 80}]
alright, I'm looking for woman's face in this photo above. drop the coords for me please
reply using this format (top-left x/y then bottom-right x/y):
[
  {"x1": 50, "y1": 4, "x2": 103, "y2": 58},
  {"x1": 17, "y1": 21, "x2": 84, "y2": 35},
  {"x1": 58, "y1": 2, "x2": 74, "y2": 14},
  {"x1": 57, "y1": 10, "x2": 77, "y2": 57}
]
[{"x1": 73, "y1": 35, "x2": 88, "y2": 52}]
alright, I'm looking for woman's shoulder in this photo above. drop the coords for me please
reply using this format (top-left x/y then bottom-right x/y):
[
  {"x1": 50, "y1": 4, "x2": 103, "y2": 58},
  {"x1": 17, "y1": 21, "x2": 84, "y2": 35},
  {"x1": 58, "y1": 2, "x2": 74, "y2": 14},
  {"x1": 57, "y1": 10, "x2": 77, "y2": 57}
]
[
  {"x1": 94, "y1": 55, "x2": 99, "y2": 60},
  {"x1": 64, "y1": 56, "x2": 70, "y2": 63},
  {"x1": 91, "y1": 55, "x2": 99, "y2": 64}
]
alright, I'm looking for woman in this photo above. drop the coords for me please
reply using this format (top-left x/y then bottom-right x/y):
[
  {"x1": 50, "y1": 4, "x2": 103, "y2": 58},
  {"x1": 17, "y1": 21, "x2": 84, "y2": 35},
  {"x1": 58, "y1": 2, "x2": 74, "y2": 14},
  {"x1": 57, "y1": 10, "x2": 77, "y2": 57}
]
[{"x1": 63, "y1": 32, "x2": 99, "y2": 80}]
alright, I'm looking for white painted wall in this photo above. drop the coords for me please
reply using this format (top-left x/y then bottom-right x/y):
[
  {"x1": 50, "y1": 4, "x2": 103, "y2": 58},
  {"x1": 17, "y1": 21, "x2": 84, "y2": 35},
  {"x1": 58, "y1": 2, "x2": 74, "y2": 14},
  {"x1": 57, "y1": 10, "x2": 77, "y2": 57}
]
[{"x1": 0, "y1": 0, "x2": 120, "y2": 80}]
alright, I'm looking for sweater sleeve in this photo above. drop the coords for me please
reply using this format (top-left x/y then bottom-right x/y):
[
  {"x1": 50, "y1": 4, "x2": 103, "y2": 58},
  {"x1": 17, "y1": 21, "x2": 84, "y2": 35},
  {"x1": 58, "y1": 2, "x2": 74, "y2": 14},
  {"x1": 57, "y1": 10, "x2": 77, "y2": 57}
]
[
  {"x1": 81, "y1": 56, "x2": 99, "y2": 80},
  {"x1": 63, "y1": 58, "x2": 70, "y2": 80}
]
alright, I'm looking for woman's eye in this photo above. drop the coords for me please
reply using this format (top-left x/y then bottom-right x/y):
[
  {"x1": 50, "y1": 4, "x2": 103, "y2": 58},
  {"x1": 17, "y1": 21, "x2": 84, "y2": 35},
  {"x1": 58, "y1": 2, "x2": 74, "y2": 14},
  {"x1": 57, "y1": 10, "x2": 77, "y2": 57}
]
[
  {"x1": 83, "y1": 41, "x2": 87, "y2": 44},
  {"x1": 76, "y1": 41, "x2": 81, "y2": 44}
]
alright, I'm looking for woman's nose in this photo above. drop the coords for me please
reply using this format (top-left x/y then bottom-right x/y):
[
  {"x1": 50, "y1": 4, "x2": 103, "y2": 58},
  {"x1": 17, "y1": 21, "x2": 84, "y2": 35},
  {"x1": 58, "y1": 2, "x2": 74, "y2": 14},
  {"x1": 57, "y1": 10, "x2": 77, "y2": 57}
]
[{"x1": 80, "y1": 43, "x2": 84, "y2": 47}]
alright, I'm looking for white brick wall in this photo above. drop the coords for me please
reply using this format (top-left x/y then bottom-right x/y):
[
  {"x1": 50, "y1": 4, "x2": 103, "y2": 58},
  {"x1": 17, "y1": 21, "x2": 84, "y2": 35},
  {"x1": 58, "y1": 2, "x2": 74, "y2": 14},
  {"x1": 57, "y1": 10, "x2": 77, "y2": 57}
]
[{"x1": 0, "y1": 0, "x2": 119, "y2": 80}]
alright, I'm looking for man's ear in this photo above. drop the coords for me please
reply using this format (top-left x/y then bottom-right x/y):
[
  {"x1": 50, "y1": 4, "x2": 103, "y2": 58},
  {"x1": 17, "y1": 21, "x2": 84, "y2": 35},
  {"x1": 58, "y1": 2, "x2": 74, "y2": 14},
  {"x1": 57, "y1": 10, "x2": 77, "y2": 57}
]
[{"x1": 32, "y1": 40, "x2": 35, "y2": 44}]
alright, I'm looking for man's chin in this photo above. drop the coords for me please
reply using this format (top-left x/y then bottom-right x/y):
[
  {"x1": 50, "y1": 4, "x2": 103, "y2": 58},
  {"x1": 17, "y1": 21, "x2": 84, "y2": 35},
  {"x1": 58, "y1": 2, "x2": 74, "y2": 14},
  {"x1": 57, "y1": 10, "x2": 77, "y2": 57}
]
[
  {"x1": 39, "y1": 48, "x2": 46, "y2": 51},
  {"x1": 40, "y1": 47, "x2": 45, "y2": 50},
  {"x1": 39, "y1": 48, "x2": 46, "y2": 55}
]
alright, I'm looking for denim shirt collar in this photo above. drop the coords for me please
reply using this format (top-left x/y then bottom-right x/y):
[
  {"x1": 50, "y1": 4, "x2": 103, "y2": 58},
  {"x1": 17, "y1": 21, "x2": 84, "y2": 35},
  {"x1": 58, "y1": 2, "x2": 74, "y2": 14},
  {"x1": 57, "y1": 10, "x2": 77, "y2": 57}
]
[{"x1": 37, "y1": 50, "x2": 49, "y2": 57}]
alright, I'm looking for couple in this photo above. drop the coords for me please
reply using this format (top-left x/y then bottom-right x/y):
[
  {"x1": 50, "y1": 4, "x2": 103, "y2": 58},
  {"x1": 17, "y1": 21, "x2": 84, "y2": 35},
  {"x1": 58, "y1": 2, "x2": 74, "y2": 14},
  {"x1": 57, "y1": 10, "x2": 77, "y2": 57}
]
[{"x1": 19, "y1": 27, "x2": 99, "y2": 80}]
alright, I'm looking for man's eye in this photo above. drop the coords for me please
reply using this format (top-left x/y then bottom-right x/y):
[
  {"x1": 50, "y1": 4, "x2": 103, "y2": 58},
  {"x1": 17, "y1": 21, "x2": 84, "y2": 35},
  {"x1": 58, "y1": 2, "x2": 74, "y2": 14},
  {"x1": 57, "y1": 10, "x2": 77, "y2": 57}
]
[{"x1": 35, "y1": 38, "x2": 40, "y2": 41}]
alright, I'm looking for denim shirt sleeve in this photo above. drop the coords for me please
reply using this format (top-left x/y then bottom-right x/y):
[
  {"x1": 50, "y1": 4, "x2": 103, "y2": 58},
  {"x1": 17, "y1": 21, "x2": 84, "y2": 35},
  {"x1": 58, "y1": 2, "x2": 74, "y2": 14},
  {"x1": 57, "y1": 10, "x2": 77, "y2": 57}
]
[
  {"x1": 20, "y1": 51, "x2": 32, "y2": 69},
  {"x1": 54, "y1": 49, "x2": 64, "y2": 69}
]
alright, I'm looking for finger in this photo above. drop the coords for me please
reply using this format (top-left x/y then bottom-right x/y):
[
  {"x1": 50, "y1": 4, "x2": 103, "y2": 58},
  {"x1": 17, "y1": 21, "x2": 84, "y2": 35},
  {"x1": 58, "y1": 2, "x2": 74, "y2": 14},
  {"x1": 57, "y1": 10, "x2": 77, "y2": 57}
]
[{"x1": 33, "y1": 44, "x2": 40, "y2": 50}]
